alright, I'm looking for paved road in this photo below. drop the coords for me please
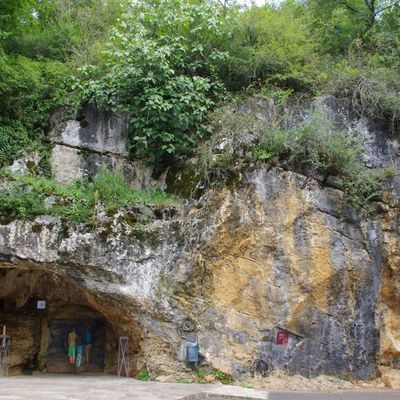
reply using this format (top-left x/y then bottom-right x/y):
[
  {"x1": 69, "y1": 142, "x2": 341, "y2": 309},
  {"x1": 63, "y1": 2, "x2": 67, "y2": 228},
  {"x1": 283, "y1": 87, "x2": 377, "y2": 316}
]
[
  {"x1": 269, "y1": 390, "x2": 400, "y2": 400},
  {"x1": 0, "y1": 375, "x2": 399, "y2": 400},
  {"x1": 0, "y1": 375, "x2": 265, "y2": 400}
]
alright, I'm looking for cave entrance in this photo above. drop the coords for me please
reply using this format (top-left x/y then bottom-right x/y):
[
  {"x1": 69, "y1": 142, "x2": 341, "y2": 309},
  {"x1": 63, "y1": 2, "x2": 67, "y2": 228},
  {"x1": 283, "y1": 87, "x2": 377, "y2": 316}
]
[
  {"x1": 0, "y1": 267, "x2": 142, "y2": 376},
  {"x1": 46, "y1": 309, "x2": 106, "y2": 373}
]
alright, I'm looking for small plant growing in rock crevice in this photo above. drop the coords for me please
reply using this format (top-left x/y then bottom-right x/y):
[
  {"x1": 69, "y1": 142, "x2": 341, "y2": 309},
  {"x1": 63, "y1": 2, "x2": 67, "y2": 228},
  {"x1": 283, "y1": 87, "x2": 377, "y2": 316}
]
[
  {"x1": 135, "y1": 365, "x2": 151, "y2": 381},
  {"x1": 194, "y1": 368, "x2": 235, "y2": 385}
]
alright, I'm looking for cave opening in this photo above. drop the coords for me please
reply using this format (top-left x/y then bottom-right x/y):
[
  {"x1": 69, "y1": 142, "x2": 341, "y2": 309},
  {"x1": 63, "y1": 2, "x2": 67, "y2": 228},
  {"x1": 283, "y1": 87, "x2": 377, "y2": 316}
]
[
  {"x1": 0, "y1": 267, "x2": 142, "y2": 376},
  {"x1": 45, "y1": 307, "x2": 106, "y2": 373}
]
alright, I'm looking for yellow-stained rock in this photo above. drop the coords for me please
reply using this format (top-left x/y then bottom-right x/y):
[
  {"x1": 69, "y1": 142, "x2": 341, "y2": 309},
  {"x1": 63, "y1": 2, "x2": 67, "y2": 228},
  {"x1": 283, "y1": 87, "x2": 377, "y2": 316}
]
[{"x1": 380, "y1": 366, "x2": 400, "y2": 389}]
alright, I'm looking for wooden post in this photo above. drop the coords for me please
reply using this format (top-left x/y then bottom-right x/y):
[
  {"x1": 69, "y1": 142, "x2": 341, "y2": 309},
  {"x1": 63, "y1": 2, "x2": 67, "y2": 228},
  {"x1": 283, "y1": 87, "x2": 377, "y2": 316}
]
[
  {"x1": 0, "y1": 326, "x2": 10, "y2": 376},
  {"x1": 117, "y1": 336, "x2": 129, "y2": 378}
]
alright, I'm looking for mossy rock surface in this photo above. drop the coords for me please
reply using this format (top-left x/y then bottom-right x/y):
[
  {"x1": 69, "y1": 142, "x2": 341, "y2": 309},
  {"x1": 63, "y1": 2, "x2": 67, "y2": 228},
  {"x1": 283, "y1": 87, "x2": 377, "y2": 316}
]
[{"x1": 166, "y1": 162, "x2": 204, "y2": 199}]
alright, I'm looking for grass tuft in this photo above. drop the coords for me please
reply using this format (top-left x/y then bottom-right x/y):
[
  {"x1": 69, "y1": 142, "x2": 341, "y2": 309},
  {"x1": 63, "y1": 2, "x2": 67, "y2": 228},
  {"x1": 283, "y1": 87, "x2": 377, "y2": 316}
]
[{"x1": 0, "y1": 169, "x2": 179, "y2": 224}]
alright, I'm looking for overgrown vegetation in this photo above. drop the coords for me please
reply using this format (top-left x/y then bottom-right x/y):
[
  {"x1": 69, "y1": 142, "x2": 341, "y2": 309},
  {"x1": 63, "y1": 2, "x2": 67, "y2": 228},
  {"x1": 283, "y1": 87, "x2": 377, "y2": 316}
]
[
  {"x1": 200, "y1": 94, "x2": 396, "y2": 206},
  {"x1": 253, "y1": 106, "x2": 361, "y2": 176},
  {"x1": 0, "y1": 170, "x2": 178, "y2": 224},
  {"x1": 73, "y1": 0, "x2": 229, "y2": 163},
  {"x1": 71, "y1": 0, "x2": 400, "y2": 168},
  {"x1": 1, "y1": 0, "x2": 399, "y2": 216},
  {"x1": 0, "y1": 0, "x2": 128, "y2": 168},
  {"x1": 0, "y1": 123, "x2": 32, "y2": 168}
]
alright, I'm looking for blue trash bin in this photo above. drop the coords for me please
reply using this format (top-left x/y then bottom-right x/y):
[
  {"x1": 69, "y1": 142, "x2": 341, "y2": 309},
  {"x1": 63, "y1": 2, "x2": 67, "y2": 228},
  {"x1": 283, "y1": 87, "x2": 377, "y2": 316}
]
[{"x1": 186, "y1": 341, "x2": 199, "y2": 362}]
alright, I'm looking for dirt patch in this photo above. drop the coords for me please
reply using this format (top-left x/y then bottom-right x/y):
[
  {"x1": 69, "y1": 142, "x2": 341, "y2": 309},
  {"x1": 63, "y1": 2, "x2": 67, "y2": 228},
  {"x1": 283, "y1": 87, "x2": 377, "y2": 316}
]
[
  {"x1": 153, "y1": 369, "x2": 392, "y2": 392},
  {"x1": 244, "y1": 370, "x2": 387, "y2": 391}
]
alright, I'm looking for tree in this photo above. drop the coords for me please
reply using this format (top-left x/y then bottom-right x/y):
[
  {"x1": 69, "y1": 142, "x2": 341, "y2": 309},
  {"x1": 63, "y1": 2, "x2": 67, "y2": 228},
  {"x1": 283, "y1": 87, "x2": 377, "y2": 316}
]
[
  {"x1": 333, "y1": 0, "x2": 400, "y2": 29},
  {"x1": 1, "y1": 0, "x2": 128, "y2": 61},
  {"x1": 309, "y1": 0, "x2": 400, "y2": 46},
  {"x1": 74, "y1": 0, "x2": 230, "y2": 163},
  {"x1": 0, "y1": 0, "x2": 128, "y2": 169},
  {"x1": 222, "y1": 1, "x2": 319, "y2": 91}
]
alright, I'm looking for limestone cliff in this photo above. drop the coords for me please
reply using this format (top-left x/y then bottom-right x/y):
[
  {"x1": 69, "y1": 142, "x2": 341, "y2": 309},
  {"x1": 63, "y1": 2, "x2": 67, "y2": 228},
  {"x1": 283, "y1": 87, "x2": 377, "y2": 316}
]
[{"x1": 0, "y1": 98, "x2": 399, "y2": 380}]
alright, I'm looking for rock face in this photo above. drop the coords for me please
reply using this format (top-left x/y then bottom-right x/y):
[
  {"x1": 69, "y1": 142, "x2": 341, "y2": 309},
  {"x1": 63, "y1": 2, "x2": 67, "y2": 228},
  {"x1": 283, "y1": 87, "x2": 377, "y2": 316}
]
[
  {"x1": 51, "y1": 106, "x2": 128, "y2": 156},
  {"x1": 183, "y1": 168, "x2": 383, "y2": 379},
  {"x1": 0, "y1": 166, "x2": 396, "y2": 379},
  {"x1": 378, "y1": 202, "x2": 400, "y2": 370},
  {"x1": 49, "y1": 105, "x2": 158, "y2": 188},
  {"x1": 0, "y1": 98, "x2": 399, "y2": 380},
  {"x1": 1, "y1": 311, "x2": 41, "y2": 374}
]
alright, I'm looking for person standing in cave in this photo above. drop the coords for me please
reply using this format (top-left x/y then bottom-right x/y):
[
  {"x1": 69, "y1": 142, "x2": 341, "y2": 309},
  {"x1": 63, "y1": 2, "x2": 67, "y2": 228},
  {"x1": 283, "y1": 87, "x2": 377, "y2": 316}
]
[
  {"x1": 75, "y1": 334, "x2": 84, "y2": 369},
  {"x1": 84, "y1": 327, "x2": 93, "y2": 368},
  {"x1": 67, "y1": 328, "x2": 77, "y2": 365}
]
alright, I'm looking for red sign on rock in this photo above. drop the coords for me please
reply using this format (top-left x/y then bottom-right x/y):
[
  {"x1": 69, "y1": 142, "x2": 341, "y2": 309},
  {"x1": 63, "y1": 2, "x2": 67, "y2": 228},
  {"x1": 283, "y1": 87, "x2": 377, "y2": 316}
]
[{"x1": 276, "y1": 330, "x2": 289, "y2": 345}]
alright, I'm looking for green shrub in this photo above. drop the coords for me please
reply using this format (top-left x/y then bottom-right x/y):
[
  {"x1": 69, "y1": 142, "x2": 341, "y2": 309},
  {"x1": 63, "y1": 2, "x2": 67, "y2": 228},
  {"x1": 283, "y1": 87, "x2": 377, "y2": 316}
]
[
  {"x1": 236, "y1": 102, "x2": 362, "y2": 177},
  {"x1": 383, "y1": 167, "x2": 397, "y2": 178},
  {"x1": 0, "y1": 54, "x2": 70, "y2": 131},
  {"x1": 135, "y1": 365, "x2": 150, "y2": 381},
  {"x1": 222, "y1": 2, "x2": 323, "y2": 92},
  {"x1": 287, "y1": 108, "x2": 361, "y2": 176},
  {"x1": 0, "y1": 122, "x2": 31, "y2": 167},
  {"x1": 339, "y1": 170, "x2": 384, "y2": 208},
  {"x1": 257, "y1": 107, "x2": 388, "y2": 206},
  {"x1": 0, "y1": 53, "x2": 72, "y2": 169},
  {"x1": 253, "y1": 129, "x2": 291, "y2": 163},
  {"x1": 74, "y1": 0, "x2": 229, "y2": 163},
  {"x1": 327, "y1": 58, "x2": 400, "y2": 131},
  {"x1": 352, "y1": 67, "x2": 400, "y2": 128},
  {"x1": 195, "y1": 368, "x2": 208, "y2": 382}
]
